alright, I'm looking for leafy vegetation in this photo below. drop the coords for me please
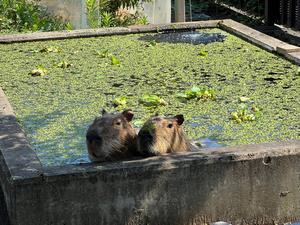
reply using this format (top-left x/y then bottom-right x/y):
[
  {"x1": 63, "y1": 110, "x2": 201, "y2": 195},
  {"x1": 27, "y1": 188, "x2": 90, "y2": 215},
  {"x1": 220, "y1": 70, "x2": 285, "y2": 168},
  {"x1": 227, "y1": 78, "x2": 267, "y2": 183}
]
[
  {"x1": 57, "y1": 61, "x2": 73, "y2": 69},
  {"x1": 231, "y1": 103, "x2": 262, "y2": 123},
  {"x1": 29, "y1": 65, "x2": 47, "y2": 77},
  {"x1": 0, "y1": 0, "x2": 67, "y2": 33},
  {"x1": 1, "y1": 28, "x2": 298, "y2": 166},
  {"x1": 139, "y1": 95, "x2": 167, "y2": 107},
  {"x1": 113, "y1": 96, "x2": 127, "y2": 108},
  {"x1": 177, "y1": 86, "x2": 216, "y2": 101},
  {"x1": 86, "y1": 0, "x2": 150, "y2": 28}
]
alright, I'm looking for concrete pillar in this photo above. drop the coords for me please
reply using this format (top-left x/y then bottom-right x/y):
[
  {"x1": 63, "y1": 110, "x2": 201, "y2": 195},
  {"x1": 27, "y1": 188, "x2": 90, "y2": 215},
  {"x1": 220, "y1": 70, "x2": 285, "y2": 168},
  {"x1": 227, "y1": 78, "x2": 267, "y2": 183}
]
[
  {"x1": 141, "y1": 0, "x2": 171, "y2": 24},
  {"x1": 175, "y1": 0, "x2": 186, "y2": 22},
  {"x1": 39, "y1": 0, "x2": 88, "y2": 29}
]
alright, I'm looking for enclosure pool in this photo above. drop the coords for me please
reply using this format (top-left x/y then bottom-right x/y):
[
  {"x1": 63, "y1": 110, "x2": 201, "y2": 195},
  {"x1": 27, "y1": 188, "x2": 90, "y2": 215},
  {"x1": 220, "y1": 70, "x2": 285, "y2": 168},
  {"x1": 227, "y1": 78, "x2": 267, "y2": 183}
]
[{"x1": 0, "y1": 27, "x2": 299, "y2": 167}]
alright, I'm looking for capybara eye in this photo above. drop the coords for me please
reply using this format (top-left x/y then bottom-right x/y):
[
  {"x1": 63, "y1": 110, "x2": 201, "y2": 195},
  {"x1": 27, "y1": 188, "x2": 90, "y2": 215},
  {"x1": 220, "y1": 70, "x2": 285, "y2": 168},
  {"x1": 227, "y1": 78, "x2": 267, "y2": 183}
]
[
  {"x1": 167, "y1": 123, "x2": 173, "y2": 128},
  {"x1": 115, "y1": 120, "x2": 121, "y2": 126}
]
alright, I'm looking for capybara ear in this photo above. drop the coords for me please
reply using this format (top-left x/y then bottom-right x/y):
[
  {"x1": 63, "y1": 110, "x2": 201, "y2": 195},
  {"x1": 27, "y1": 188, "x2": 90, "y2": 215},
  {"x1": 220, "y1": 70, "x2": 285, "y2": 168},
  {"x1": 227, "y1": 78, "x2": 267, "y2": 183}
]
[
  {"x1": 101, "y1": 108, "x2": 107, "y2": 116},
  {"x1": 174, "y1": 114, "x2": 184, "y2": 125},
  {"x1": 122, "y1": 109, "x2": 134, "y2": 122}
]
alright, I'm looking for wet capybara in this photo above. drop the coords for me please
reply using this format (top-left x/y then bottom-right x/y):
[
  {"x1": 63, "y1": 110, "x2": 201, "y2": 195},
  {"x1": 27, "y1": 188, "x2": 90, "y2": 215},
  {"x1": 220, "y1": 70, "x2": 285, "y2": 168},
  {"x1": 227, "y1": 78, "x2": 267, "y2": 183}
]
[
  {"x1": 86, "y1": 109, "x2": 138, "y2": 162},
  {"x1": 137, "y1": 114, "x2": 197, "y2": 156}
]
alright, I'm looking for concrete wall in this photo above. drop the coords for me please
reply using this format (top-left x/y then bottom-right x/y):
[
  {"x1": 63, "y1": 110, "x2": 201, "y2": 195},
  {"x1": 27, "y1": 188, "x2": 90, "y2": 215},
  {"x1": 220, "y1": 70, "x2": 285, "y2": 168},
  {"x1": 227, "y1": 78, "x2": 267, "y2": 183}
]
[
  {"x1": 1, "y1": 21, "x2": 300, "y2": 225},
  {"x1": 1, "y1": 141, "x2": 300, "y2": 225},
  {"x1": 39, "y1": 0, "x2": 88, "y2": 29}
]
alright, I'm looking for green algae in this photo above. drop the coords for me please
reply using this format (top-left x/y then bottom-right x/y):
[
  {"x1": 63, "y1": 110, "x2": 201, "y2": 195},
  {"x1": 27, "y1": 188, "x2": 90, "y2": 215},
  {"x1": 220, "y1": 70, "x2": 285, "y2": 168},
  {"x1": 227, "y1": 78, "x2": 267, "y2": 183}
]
[{"x1": 0, "y1": 28, "x2": 299, "y2": 166}]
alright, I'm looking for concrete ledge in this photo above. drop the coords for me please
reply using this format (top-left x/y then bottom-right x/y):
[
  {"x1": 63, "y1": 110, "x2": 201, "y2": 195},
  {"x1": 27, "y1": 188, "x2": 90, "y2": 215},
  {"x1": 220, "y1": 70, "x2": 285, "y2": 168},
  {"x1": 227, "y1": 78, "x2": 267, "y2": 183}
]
[
  {"x1": 1, "y1": 21, "x2": 300, "y2": 225},
  {"x1": 219, "y1": 19, "x2": 299, "y2": 52},
  {"x1": 0, "y1": 20, "x2": 220, "y2": 44}
]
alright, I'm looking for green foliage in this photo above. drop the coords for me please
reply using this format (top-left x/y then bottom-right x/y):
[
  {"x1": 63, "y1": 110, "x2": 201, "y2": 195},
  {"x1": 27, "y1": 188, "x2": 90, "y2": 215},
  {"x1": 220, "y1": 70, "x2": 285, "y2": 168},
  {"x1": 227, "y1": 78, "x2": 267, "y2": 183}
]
[
  {"x1": 86, "y1": 0, "x2": 151, "y2": 28},
  {"x1": 40, "y1": 46, "x2": 61, "y2": 53},
  {"x1": 146, "y1": 40, "x2": 157, "y2": 47},
  {"x1": 177, "y1": 86, "x2": 216, "y2": 101},
  {"x1": 98, "y1": 49, "x2": 111, "y2": 58},
  {"x1": 113, "y1": 96, "x2": 127, "y2": 108},
  {"x1": 57, "y1": 61, "x2": 73, "y2": 69},
  {"x1": 29, "y1": 65, "x2": 47, "y2": 77},
  {"x1": 111, "y1": 55, "x2": 121, "y2": 65},
  {"x1": 0, "y1": 0, "x2": 67, "y2": 33},
  {"x1": 139, "y1": 95, "x2": 167, "y2": 108},
  {"x1": 101, "y1": 11, "x2": 116, "y2": 27},
  {"x1": 198, "y1": 50, "x2": 208, "y2": 58},
  {"x1": 231, "y1": 103, "x2": 262, "y2": 123}
]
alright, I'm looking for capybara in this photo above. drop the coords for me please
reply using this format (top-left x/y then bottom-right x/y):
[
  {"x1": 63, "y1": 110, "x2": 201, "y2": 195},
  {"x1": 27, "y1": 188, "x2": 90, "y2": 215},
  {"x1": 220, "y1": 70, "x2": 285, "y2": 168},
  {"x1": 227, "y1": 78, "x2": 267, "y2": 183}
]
[
  {"x1": 86, "y1": 109, "x2": 138, "y2": 162},
  {"x1": 137, "y1": 114, "x2": 197, "y2": 156}
]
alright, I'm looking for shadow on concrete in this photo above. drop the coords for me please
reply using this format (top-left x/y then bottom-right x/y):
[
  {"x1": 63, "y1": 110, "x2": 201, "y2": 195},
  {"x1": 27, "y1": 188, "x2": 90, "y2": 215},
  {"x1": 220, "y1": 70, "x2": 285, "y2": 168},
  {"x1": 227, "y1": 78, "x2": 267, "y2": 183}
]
[{"x1": 0, "y1": 184, "x2": 10, "y2": 225}]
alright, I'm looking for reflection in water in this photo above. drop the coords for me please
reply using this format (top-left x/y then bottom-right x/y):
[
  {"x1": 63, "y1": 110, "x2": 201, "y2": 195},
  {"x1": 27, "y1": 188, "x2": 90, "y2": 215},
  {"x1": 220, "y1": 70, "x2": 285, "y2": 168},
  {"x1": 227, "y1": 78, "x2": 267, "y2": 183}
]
[
  {"x1": 139, "y1": 31, "x2": 226, "y2": 45},
  {"x1": 196, "y1": 138, "x2": 225, "y2": 148}
]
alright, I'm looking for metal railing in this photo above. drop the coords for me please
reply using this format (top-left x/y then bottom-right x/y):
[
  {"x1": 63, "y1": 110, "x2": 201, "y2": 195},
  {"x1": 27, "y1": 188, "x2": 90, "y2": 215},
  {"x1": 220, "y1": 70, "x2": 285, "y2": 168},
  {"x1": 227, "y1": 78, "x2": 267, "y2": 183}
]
[{"x1": 265, "y1": 0, "x2": 300, "y2": 30}]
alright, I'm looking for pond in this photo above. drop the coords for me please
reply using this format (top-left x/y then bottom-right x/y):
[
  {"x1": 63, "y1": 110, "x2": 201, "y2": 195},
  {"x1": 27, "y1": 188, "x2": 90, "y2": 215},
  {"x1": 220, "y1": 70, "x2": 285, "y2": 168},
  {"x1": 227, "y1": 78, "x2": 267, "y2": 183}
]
[{"x1": 0, "y1": 28, "x2": 299, "y2": 166}]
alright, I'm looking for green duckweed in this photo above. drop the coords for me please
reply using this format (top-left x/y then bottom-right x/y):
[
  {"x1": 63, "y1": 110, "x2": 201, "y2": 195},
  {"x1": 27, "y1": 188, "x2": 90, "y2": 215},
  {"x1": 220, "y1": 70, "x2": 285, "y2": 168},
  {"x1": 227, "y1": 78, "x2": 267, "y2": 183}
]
[{"x1": 0, "y1": 28, "x2": 299, "y2": 166}]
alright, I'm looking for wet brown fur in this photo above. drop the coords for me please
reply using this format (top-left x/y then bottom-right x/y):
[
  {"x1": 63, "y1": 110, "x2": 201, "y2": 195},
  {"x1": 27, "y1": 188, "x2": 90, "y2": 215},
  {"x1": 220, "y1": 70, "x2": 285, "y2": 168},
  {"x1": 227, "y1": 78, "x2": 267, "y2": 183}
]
[
  {"x1": 137, "y1": 115, "x2": 195, "y2": 156},
  {"x1": 86, "y1": 109, "x2": 138, "y2": 162}
]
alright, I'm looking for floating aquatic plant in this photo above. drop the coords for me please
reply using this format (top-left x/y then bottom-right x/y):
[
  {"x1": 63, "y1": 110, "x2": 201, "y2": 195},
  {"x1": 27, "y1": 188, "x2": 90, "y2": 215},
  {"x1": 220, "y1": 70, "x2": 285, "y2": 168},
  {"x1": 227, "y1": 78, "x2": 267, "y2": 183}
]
[
  {"x1": 40, "y1": 46, "x2": 61, "y2": 53},
  {"x1": 139, "y1": 94, "x2": 167, "y2": 107},
  {"x1": 133, "y1": 119, "x2": 145, "y2": 127},
  {"x1": 111, "y1": 55, "x2": 121, "y2": 65},
  {"x1": 113, "y1": 96, "x2": 127, "y2": 108},
  {"x1": 239, "y1": 96, "x2": 250, "y2": 102},
  {"x1": 98, "y1": 50, "x2": 111, "y2": 58},
  {"x1": 57, "y1": 60, "x2": 73, "y2": 69},
  {"x1": 231, "y1": 103, "x2": 262, "y2": 123},
  {"x1": 198, "y1": 50, "x2": 208, "y2": 58},
  {"x1": 177, "y1": 86, "x2": 216, "y2": 100},
  {"x1": 146, "y1": 40, "x2": 157, "y2": 47},
  {"x1": 297, "y1": 67, "x2": 300, "y2": 76},
  {"x1": 29, "y1": 65, "x2": 47, "y2": 77}
]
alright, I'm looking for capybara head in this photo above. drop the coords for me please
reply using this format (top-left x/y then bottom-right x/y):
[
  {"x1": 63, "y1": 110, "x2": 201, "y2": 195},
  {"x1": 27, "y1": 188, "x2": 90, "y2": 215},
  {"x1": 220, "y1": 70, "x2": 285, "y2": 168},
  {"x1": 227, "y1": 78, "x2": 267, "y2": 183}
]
[
  {"x1": 86, "y1": 109, "x2": 137, "y2": 162},
  {"x1": 137, "y1": 114, "x2": 191, "y2": 156}
]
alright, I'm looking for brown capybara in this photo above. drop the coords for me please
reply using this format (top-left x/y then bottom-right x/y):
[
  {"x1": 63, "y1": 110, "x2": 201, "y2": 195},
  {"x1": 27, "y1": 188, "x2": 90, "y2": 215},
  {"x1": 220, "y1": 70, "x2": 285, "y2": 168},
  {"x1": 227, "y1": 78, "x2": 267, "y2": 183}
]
[
  {"x1": 137, "y1": 114, "x2": 197, "y2": 156},
  {"x1": 86, "y1": 109, "x2": 138, "y2": 162}
]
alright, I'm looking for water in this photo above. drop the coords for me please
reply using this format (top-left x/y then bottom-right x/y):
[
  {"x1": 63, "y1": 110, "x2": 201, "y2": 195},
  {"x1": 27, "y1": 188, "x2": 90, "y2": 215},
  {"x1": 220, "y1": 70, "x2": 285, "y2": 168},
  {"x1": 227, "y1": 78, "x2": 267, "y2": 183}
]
[
  {"x1": 139, "y1": 31, "x2": 226, "y2": 45},
  {"x1": 196, "y1": 138, "x2": 224, "y2": 148}
]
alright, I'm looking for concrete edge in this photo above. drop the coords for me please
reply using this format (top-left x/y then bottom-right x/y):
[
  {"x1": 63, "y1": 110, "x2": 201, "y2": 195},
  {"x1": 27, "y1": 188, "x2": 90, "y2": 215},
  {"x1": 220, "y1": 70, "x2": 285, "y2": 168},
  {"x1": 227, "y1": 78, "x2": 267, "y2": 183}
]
[
  {"x1": 0, "y1": 20, "x2": 221, "y2": 44},
  {"x1": 219, "y1": 19, "x2": 300, "y2": 65},
  {"x1": 21, "y1": 140, "x2": 300, "y2": 184},
  {"x1": 0, "y1": 88, "x2": 43, "y2": 183}
]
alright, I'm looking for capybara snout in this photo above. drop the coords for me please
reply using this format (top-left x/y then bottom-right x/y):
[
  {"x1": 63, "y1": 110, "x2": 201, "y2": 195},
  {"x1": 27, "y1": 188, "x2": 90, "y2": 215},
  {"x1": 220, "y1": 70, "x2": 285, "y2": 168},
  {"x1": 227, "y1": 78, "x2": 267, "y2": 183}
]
[
  {"x1": 137, "y1": 114, "x2": 192, "y2": 156},
  {"x1": 86, "y1": 109, "x2": 137, "y2": 162}
]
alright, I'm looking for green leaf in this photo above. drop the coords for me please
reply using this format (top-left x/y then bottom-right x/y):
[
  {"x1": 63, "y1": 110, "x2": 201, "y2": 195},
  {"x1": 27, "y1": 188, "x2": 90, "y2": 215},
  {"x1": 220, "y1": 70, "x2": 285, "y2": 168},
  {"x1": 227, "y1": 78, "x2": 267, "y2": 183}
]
[
  {"x1": 40, "y1": 46, "x2": 61, "y2": 53},
  {"x1": 139, "y1": 94, "x2": 167, "y2": 107},
  {"x1": 198, "y1": 50, "x2": 208, "y2": 58},
  {"x1": 297, "y1": 67, "x2": 300, "y2": 76},
  {"x1": 98, "y1": 50, "x2": 111, "y2": 58},
  {"x1": 146, "y1": 40, "x2": 157, "y2": 47},
  {"x1": 239, "y1": 96, "x2": 250, "y2": 102},
  {"x1": 177, "y1": 86, "x2": 216, "y2": 101},
  {"x1": 29, "y1": 65, "x2": 47, "y2": 77},
  {"x1": 57, "y1": 60, "x2": 72, "y2": 69},
  {"x1": 133, "y1": 119, "x2": 144, "y2": 127},
  {"x1": 113, "y1": 96, "x2": 127, "y2": 107},
  {"x1": 111, "y1": 55, "x2": 120, "y2": 65}
]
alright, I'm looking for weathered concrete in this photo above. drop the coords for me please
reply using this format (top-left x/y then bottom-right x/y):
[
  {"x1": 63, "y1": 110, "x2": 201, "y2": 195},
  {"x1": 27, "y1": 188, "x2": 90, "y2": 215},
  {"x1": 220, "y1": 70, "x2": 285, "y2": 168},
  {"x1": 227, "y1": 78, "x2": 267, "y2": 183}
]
[
  {"x1": 1, "y1": 21, "x2": 300, "y2": 225},
  {"x1": 0, "y1": 20, "x2": 220, "y2": 44}
]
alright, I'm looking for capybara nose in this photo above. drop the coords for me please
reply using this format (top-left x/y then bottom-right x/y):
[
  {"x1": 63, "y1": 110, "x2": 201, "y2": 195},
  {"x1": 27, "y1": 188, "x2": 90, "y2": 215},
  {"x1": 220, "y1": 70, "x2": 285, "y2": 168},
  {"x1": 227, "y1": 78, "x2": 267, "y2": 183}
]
[{"x1": 86, "y1": 132, "x2": 102, "y2": 144}]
